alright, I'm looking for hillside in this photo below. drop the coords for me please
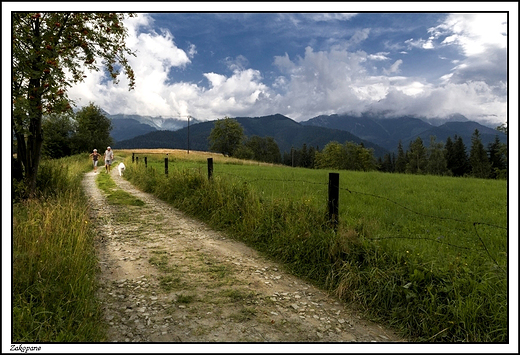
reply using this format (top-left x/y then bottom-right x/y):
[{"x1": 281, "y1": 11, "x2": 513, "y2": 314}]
[
  {"x1": 114, "y1": 114, "x2": 389, "y2": 157},
  {"x1": 401, "y1": 121, "x2": 508, "y2": 149},
  {"x1": 302, "y1": 113, "x2": 506, "y2": 152},
  {"x1": 108, "y1": 113, "x2": 202, "y2": 142},
  {"x1": 110, "y1": 118, "x2": 157, "y2": 142}
]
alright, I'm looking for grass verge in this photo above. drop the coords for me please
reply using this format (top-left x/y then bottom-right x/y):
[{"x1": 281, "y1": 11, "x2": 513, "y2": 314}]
[{"x1": 12, "y1": 156, "x2": 105, "y2": 342}]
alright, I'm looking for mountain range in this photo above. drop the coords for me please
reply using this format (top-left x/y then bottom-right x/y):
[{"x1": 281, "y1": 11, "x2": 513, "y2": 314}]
[
  {"x1": 113, "y1": 114, "x2": 389, "y2": 157},
  {"x1": 301, "y1": 113, "x2": 506, "y2": 152},
  {"x1": 109, "y1": 112, "x2": 506, "y2": 157}
]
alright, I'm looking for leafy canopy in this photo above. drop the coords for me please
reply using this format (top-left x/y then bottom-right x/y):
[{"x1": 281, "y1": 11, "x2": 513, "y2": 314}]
[
  {"x1": 208, "y1": 117, "x2": 244, "y2": 157},
  {"x1": 13, "y1": 12, "x2": 136, "y2": 123},
  {"x1": 12, "y1": 12, "x2": 136, "y2": 196}
]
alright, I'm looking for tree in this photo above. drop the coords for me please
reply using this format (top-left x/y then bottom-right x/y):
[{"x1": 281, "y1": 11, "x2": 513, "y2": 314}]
[
  {"x1": 234, "y1": 144, "x2": 255, "y2": 160},
  {"x1": 241, "y1": 136, "x2": 281, "y2": 164},
  {"x1": 406, "y1": 137, "x2": 427, "y2": 174},
  {"x1": 380, "y1": 153, "x2": 395, "y2": 173},
  {"x1": 314, "y1": 141, "x2": 346, "y2": 170},
  {"x1": 314, "y1": 141, "x2": 375, "y2": 171},
  {"x1": 446, "y1": 135, "x2": 470, "y2": 177},
  {"x1": 71, "y1": 102, "x2": 113, "y2": 154},
  {"x1": 345, "y1": 141, "x2": 376, "y2": 171},
  {"x1": 395, "y1": 140, "x2": 407, "y2": 173},
  {"x1": 487, "y1": 135, "x2": 506, "y2": 179},
  {"x1": 208, "y1": 117, "x2": 244, "y2": 157},
  {"x1": 41, "y1": 112, "x2": 75, "y2": 158},
  {"x1": 469, "y1": 129, "x2": 491, "y2": 178},
  {"x1": 426, "y1": 136, "x2": 448, "y2": 175},
  {"x1": 496, "y1": 122, "x2": 507, "y2": 136},
  {"x1": 12, "y1": 12, "x2": 136, "y2": 196},
  {"x1": 300, "y1": 144, "x2": 311, "y2": 168},
  {"x1": 307, "y1": 146, "x2": 316, "y2": 169},
  {"x1": 492, "y1": 124, "x2": 508, "y2": 179}
]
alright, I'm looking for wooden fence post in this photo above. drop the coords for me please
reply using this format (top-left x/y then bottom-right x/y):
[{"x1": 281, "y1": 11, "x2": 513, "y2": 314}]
[
  {"x1": 132, "y1": 153, "x2": 135, "y2": 163},
  {"x1": 144, "y1": 157, "x2": 147, "y2": 168},
  {"x1": 328, "y1": 172, "x2": 339, "y2": 230},
  {"x1": 165, "y1": 157, "x2": 168, "y2": 175},
  {"x1": 207, "y1": 158, "x2": 213, "y2": 180},
  {"x1": 136, "y1": 156, "x2": 139, "y2": 164}
]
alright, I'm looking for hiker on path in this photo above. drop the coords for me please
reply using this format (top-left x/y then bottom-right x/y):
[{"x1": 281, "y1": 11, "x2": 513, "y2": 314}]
[
  {"x1": 89, "y1": 149, "x2": 102, "y2": 173},
  {"x1": 104, "y1": 146, "x2": 114, "y2": 173}
]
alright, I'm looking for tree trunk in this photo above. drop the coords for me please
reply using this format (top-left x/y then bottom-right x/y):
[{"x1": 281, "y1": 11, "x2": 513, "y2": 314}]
[{"x1": 18, "y1": 77, "x2": 44, "y2": 197}]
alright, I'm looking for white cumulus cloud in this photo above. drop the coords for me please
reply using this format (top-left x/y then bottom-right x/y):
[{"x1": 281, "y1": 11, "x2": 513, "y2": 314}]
[{"x1": 66, "y1": 13, "x2": 508, "y2": 125}]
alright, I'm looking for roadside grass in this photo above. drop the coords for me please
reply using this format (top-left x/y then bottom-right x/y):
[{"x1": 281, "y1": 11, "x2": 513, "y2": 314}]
[
  {"x1": 121, "y1": 151, "x2": 508, "y2": 342},
  {"x1": 12, "y1": 155, "x2": 105, "y2": 342},
  {"x1": 95, "y1": 172, "x2": 144, "y2": 206}
]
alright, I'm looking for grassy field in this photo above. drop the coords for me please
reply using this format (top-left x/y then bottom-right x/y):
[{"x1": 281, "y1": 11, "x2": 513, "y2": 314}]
[{"x1": 120, "y1": 149, "x2": 508, "y2": 342}]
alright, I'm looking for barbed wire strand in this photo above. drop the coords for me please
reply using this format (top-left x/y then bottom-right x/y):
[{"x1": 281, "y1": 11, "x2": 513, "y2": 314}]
[{"x1": 472, "y1": 222, "x2": 506, "y2": 273}]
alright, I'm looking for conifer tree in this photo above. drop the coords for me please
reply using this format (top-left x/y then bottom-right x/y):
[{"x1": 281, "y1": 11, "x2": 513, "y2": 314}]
[
  {"x1": 406, "y1": 137, "x2": 427, "y2": 174},
  {"x1": 395, "y1": 140, "x2": 407, "y2": 173},
  {"x1": 469, "y1": 129, "x2": 491, "y2": 178},
  {"x1": 487, "y1": 135, "x2": 506, "y2": 179},
  {"x1": 426, "y1": 136, "x2": 448, "y2": 175},
  {"x1": 448, "y1": 135, "x2": 470, "y2": 177}
]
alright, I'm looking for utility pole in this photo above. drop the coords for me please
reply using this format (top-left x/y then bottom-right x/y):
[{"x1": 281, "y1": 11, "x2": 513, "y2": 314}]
[{"x1": 187, "y1": 115, "x2": 191, "y2": 154}]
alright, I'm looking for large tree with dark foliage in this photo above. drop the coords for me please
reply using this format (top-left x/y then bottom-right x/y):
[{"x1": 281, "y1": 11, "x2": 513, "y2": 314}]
[
  {"x1": 12, "y1": 12, "x2": 136, "y2": 196},
  {"x1": 208, "y1": 117, "x2": 244, "y2": 157},
  {"x1": 245, "y1": 136, "x2": 282, "y2": 164},
  {"x1": 446, "y1": 135, "x2": 470, "y2": 177},
  {"x1": 71, "y1": 103, "x2": 113, "y2": 154},
  {"x1": 41, "y1": 112, "x2": 74, "y2": 158},
  {"x1": 489, "y1": 124, "x2": 507, "y2": 179}
]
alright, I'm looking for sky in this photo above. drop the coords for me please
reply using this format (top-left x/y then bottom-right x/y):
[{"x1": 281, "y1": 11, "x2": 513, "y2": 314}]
[
  {"x1": 48, "y1": 5, "x2": 512, "y2": 127},
  {"x1": 3, "y1": 3, "x2": 516, "y2": 127}
]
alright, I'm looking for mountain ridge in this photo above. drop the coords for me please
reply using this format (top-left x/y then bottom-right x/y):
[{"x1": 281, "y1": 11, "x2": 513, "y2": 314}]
[
  {"x1": 301, "y1": 113, "x2": 506, "y2": 152},
  {"x1": 113, "y1": 114, "x2": 389, "y2": 158},
  {"x1": 109, "y1": 112, "x2": 506, "y2": 156}
]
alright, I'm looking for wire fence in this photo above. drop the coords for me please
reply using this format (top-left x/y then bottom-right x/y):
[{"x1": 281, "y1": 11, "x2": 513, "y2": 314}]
[{"x1": 214, "y1": 170, "x2": 507, "y2": 273}]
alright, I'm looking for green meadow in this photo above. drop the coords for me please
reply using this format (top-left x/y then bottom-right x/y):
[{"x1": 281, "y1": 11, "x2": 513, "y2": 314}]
[{"x1": 122, "y1": 150, "x2": 508, "y2": 342}]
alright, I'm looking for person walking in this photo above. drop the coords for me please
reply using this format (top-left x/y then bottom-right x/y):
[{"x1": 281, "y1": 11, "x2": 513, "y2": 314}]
[
  {"x1": 104, "y1": 146, "x2": 114, "y2": 173},
  {"x1": 89, "y1": 149, "x2": 102, "y2": 173}
]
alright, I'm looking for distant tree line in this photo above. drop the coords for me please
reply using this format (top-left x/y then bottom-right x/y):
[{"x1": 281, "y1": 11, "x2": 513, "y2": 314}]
[
  {"x1": 282, "y1": 144, "x2": 317, "y2": 168},
  {"x1": 207, "y1": 117, "x2": 508, "y2": 180},
  {"x1": 377, "y1": 127, "x2": 507, "y2": 179}
]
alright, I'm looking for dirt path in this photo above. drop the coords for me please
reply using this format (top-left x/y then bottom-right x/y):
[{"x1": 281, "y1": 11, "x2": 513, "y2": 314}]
[{"x1": 82, "y1": 167, "x2": 405, "y2": 343}]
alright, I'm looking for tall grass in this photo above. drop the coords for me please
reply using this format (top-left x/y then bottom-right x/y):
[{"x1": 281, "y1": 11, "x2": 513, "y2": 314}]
[
  {"x1": 122, "y1": 151, "x2": 507, "y2": 342},
  {"x1": 12, "y1": 156, "x2": 105, "y2": 342}
]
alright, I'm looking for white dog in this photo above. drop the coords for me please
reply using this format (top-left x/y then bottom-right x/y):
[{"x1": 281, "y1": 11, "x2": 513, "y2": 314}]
[{"x1": 118, "y1": 162, "x2": 126, "y2": 176}]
